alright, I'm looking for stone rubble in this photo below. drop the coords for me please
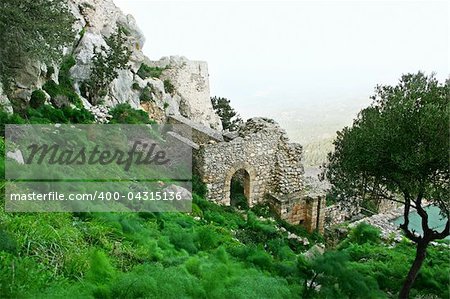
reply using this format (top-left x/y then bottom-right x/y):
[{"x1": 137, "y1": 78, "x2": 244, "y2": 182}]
[{"x1": 87, "y1": 105, "x2": 112, "y2": 123}]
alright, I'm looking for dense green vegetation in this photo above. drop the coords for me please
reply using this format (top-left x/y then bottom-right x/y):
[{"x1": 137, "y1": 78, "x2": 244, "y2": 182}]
[
  {"x1": 137, "y1": 64, "x2": 166, "y2": 80},
  {"x1": 43, "y1": 56, "x2": 84, "y2": 109},
  {"x1": 108, "y1": 103, "x2": 155, "y2": 124},
  {"x1": 0, "y1": 4, "x2": 448, "y2": 293},
  {"x1": 324, "y1": 72, "x2": 449, "y2": 298},
  {"x1": 0, "y1": 186, "x2": 448, "y2": 298},
  {"x1": 0, "y1": 0, "x2": 75, "y2": 90}
]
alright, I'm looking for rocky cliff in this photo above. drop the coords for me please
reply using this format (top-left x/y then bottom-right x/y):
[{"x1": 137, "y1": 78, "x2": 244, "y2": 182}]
[{"x1": 1, "y1": 0, "x2": 222, "y2": 130}]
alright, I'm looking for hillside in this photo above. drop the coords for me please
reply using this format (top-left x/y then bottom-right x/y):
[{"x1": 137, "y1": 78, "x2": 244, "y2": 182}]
[{"x1": 0, "y1": 0, "x2": 448, "y2": 298}]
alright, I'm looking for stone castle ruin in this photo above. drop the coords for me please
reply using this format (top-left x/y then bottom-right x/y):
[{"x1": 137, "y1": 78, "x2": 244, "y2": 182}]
[
  {"x1": 168, "y1": 115, "x2": 325, "y2": 233},
  {"x1": 0, "y1": 0, "x2": 326, "y2": 233}
]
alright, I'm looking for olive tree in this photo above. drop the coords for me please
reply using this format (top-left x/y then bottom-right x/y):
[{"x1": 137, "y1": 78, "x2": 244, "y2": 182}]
[
  {"x1": 323, "y1": 72, "x2": 449, "y2": 298},
  {"x1": 0, "y1": 0, "x2": 75, "y2": 90},
  {"x1": 211, "y1": 96, "x2": 243, "y2": 131}
]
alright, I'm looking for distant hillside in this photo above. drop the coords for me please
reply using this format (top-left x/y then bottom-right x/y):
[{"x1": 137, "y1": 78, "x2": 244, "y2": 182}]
[{"x1": 239, "y1": 96, "x2": 372, "y2": 166}]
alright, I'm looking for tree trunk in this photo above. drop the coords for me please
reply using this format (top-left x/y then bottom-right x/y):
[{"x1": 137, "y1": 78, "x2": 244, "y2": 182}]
[{"x1": 399, "y1": 240, "x2": 428, "y2": 299}]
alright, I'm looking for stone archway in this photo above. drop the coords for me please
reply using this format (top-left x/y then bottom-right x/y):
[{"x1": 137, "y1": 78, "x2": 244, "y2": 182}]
[{"x1": 224, "y1": 162, "x2": 257, "y2": 207}]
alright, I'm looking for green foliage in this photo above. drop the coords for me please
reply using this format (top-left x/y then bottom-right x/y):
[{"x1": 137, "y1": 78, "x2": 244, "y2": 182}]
[
  {"x1": 163, "y1": 79, "x2": 175, "y2": 94},
  {"x1": 324, "y1": 73, "x2": 449, "y2": 297},
  {"x1": 339, "y1": 223, "x2": 381, "y2": 249},
  {"x1": 27, "y1": 105, "x2": 94, "y2": 124},
  {"x1": 139, "y1": 86, "x2": 153, "y2": 103},
  {"x1": 29, "y1": 90, "x2": 47, "y2": 109},
  {"x1": 325, "y1": 72, "x2": 449, "y2": 220},
  {"x1": 83, "y1": 29, "x2": 131, "y2": 105},
  {"x1": 0, "y1": 104, "x2": 93, "y2": 136},
  {"x1": 1, "y1": 73, "x2": 449, "y2": 299},
  {"x1": 137, "y1": 64, "x2": 166, "y2": 79},
  {"x1": 251, "y1": 203, "x2": 272, "y2": 218},
  {"x1": 79, "y1": 27, "x2": 86, "y2": 39},
  {"x1": 230, "y1": 175, "x2": 249, "y2": 209},
  {"x1": 42, "y1": 56, "x2": 83, "y2": 108},
  {"x1": 0, "y1": 0, "x2": 75, "y2": 90},
  {"x1": 87, "y1": 250, "x2": 116, "y2": 284},
  {"x1": 308, "y1": 251, "x2": 385, "y2": 298},
  {"x1": 192, "y1": 175, "x2": 207, "y2": 198},
  {"x1": 0, "y1": 110, "x2": 25, "y2": 136},
  {"x1": 163, "y1": 102, "x2": 170, "y2": 109},
  {"x1": 0, "y1": 226, "x2": 17, "y2": 254},
  {"x1": 59, "y1": 56, "x2": 77, "y2": 89},
  {"x1": 211, "y1": 96, "x2": 243, "y2": 131},
  {"x1": 131, "y1": 82, "x2": 141, "y2": 90},
  {"x1": 46, "y1": 66, "x2": 55, "y2": 79},
  {"x1": 344, "y1": 241, "x2": 450, "y2": 298},
  {"x1": 108, "y1": 103, "x2": 154, "y2": 124},
  {"x1": 0, "y1": 187, "x2": 448, "y2": 298}
]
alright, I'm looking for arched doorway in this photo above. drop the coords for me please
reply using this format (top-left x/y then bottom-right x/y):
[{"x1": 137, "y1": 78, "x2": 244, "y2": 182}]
[
  {"x1": 230, "y1": 169, "x2": 250, "y2": 209},
  {"x1": 223, "y1": 162, "x2": 256, "y2": 207}
]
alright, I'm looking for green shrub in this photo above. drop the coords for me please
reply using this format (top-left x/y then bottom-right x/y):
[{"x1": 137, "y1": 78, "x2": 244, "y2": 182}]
[
  {"x1": 26, "y1": 105, "x2": 94, "y2": 124},
  {"x1": 59, "y1": 55, "x2": 76, "y2": 88},
  {"x1": 163, "y1": 102, "x2": 169, "y2": 109},
  {"x1": 109, "y1": 103, "x2": 154, "y2": 124},
  {"x1": 168, "y1": 229, "x2": 198, "y2": 254},
  {"x1": 192, "y1": 175, "x2": 207, "y2": 197},
  {"x1": 43, "y1": 78, "x2": 82, "y2": 109},
  {"x1": 0, "y1": 111, "x2": 25, "y2": 136},
  {"x1": 340, "y1": 223, "x2": 381, "y2": 247},
  {"x1": 137, "y1": 64, "x2": 165, "y2": 79},
  {"x1": 246, "y1": 247, "x2": 273, "y2": 270},
  {"x1": 131, "y1": 82, "x2": 141, "y2": 90},
  {"x1": 196, "y1": 225, "x2": 221, "y2": 250},
  {"x1": 41, "y1": 56, "x2": 83, "y2": 108},
  {"x1": 139, "y1": 86, "x2": 152, "y2": 103},
  {"x1": 251, "y1": 203, "x2": 272, "y2": 218},
  {"x1": 190, "y1": 203, "x2": 203, "y2": 218},
  {"x1": 0, "y1": 253, "x2": 54, "y2": 298},
  {"x1": 164, "y1": 79, "x2": 175, "y2": 94},
  {"x1": 310, "y1": 251, "x2": 385, "y2": 298},
  {"x1": 185, "y1": 256, "x2": 202, "y2": 277},
  {"x1": 79, "y1": 27, "x2": 86, "y2": 38},
  {"x1": 30, "y1": 90, "x2": 47, "y2": 108},
  {"x1": 46, "y1": 66, "x2": 55, "y2": 79},
  {"x1": 0, "y1": 227, "x2": 17, "y2": 254},
  {"x1": 83, "y1": 29, "x2": 131, "y2": 105},
  {"x1": 87, "y1": 250, "x2": 116, "y2": 284}
]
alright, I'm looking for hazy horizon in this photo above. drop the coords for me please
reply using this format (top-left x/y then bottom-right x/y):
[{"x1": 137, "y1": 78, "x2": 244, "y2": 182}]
[{"x1": 115, "y1": 0, "x2": 449, "y2": 148}]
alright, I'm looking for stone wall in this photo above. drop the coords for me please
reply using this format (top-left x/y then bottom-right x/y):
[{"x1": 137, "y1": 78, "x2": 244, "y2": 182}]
[
  {"x1": 324, "y1": 201, "x2": 361, "y2": 226},
  {"x1": 268, "y1": 192, "x2": 325, "y2": 233},
  {"x1": 167, "y1": 116, "x2": 324, "y2": 232},
  {"x1": 167, "y1": 115, "x2": 223, "y2": 145},
  {"x1": 194, "y1": 119, "x2": 282, "y2": 207}
]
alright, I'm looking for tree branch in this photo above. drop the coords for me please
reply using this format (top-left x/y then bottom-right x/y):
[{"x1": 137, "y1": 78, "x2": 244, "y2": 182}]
[
  {"x1": 414, "y1": 192, "x2": 430, "y2": 240},
  {"x1": 400, "y1": 194, "x2": 421, "y2": 243},
  {"x1": 432, "y1": 219, "x2": 450, "y2": 241}
]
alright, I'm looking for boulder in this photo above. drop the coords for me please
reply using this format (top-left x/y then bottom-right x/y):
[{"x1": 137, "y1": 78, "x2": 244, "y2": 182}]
[
  {"x1": 0, "y1": 84, "x2": 13, "y2": 114},
  {"x1": 163, "y1": 184, "x2": 192, "y2": 200},
  {"x1": 7, "y1": 150, "x2": 25, "y2": 165}
]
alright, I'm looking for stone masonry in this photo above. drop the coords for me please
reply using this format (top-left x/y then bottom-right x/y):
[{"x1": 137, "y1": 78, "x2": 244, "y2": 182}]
[{"x1": 168, "y1": 115, "x2": 325, "y2": 233}]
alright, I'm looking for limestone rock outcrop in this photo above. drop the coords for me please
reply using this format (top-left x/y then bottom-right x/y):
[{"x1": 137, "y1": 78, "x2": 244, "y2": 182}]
[
  {"x1": 0, "y1": 84, "x2": 13, "y2": 115},
  {"x1": 3, "y1": 0, "x2": 222, "y2": 130},
  {"x1": 148, "y1": 56, "x2": 222, "y2": 130}
]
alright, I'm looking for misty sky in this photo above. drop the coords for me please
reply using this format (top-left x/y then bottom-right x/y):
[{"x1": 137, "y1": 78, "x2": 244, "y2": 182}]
[{"x1": 115, "y1": 0, "x2": 448, "y2": 136}]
